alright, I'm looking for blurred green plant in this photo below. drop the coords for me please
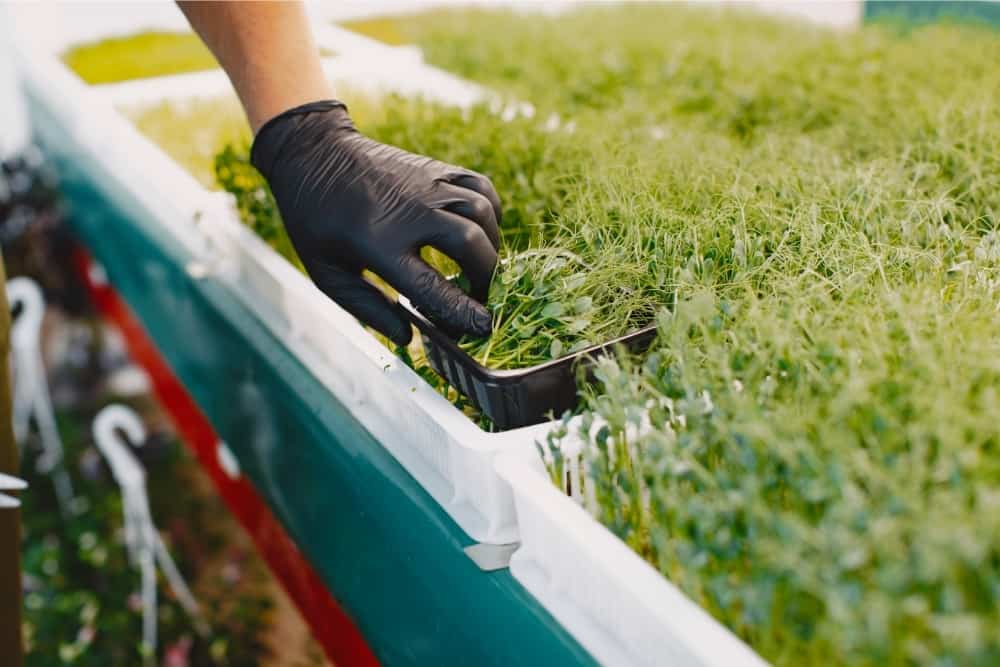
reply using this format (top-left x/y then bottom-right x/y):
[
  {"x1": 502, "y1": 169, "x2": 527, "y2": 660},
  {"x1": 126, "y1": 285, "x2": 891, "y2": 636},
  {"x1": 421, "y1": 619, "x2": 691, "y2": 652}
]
[
  {"x1": 62, "y1": 32, "x2": 220, "y2": 85},
  {"x1": 338, "y1": 16, "x2": 411, "y2": 46},
  {"x1": 129, "y1": 98, "x2": 249, "y2": 190},
  {"x1": 213, "y1": 142, "x2": 299, "y2": 269}
]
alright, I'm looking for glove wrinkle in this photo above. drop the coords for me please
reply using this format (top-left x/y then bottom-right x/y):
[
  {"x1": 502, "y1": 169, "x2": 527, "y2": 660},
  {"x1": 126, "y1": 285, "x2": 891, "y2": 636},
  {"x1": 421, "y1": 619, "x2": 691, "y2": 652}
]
[{"x1": 250, "y1": 99, "x2": 348, "y2": 178}]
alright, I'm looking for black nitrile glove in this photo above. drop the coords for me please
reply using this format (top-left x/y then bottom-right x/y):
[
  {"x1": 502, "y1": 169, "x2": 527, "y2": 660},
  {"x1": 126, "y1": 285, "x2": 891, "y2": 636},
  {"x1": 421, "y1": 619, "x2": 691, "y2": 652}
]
[{"x1": 251, "y1": 100, "x2": 500, "y2": 345}]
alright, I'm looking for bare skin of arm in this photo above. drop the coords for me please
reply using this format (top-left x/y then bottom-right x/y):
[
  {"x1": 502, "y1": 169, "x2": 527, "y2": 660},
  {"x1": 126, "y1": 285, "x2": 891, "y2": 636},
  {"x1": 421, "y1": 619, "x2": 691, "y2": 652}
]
[{"x1": 178, "y1": 1, "x2": 332, "y2": 133}]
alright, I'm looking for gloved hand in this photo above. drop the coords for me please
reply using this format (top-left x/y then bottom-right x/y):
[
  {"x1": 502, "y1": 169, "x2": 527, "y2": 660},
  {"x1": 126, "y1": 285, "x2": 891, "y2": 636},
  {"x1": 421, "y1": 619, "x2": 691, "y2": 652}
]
[{"x1": 251, "y1": 100, "x2": 501, "y2": 346}]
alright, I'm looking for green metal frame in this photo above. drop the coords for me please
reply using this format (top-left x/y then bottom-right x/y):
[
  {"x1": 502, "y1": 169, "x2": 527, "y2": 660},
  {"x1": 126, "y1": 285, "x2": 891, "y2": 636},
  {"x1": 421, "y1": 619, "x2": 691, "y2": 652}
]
[{"x1": 29, "y1": 98, "x2": 597, "y2": 666}]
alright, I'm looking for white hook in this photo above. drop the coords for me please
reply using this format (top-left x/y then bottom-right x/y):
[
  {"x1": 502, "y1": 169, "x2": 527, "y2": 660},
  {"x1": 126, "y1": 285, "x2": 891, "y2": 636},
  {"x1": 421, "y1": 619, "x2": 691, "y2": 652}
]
[
  {"x1": 7, "y1": 276, "x2": 74, "y2": 513},
  {"x1": 7, "y1": 276, "x2": 42, "y2": 444},
  {"x1": 92, "y1": 404, "x2": 147, "y2": 490},
  {"x1": 91, "y1": 404, "x2": 206, "y2": 658},
  {"x1": 93, "y1": 405, "x2": 156, "y2": 658},
  {"x1": 7, "y1": 276, "x2": 44, "y2": 351}
]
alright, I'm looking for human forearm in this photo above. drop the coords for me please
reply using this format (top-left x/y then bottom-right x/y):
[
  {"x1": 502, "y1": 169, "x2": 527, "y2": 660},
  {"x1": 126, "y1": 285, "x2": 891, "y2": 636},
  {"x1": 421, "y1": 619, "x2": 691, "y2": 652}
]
[
  {"x1": 180, "y1": 1, "x2": 501, "y2": 342},
  {"x1": 177, "y1": 1, "x2": 332, "y2": 133}
]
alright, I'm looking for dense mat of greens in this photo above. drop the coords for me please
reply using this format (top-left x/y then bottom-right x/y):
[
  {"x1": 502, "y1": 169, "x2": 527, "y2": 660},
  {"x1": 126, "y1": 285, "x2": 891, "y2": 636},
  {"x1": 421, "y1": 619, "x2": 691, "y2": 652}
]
[
  {"x1": 560, "y1": 286, "x2": 1000, "y2": 666},
  {"x1": 344, "y1": 7, "x2": 1000, "y2": 370},
  {"x1": 63, "y1": 32, "x2": 221, "y2": 84},
  {"x1": 362, "y1": 5, "x2": 1000, "y2": 665}
]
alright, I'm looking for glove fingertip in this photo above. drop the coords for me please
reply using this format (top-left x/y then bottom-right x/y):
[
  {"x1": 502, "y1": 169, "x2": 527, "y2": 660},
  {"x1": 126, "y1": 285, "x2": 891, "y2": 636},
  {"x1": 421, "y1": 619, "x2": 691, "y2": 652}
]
[
  {"x1": 386, "y1": 316, "x2": 414, "y2": 347},
  {"x1": 433, "y1": 293, "x2": 492, "y2": 339},
  {"x1": 368, "y1": 301, "x2": 413, "y2": 347},
  {"x1": 469, "y1": 303, "x2": 494, "y2": 338}
]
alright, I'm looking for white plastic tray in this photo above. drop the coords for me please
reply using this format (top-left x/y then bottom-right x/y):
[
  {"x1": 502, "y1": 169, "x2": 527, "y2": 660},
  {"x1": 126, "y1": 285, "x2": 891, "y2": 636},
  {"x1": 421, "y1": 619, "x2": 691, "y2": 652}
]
[{"x1": 495, "y1": 445, "x2": 770, "y2": 667}]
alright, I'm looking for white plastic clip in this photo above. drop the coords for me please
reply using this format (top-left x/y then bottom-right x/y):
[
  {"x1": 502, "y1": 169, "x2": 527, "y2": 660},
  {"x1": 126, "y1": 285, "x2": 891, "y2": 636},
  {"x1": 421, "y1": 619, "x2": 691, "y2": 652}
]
[
  {"x1": 93, "y1": 405, "x2": 207, "y2": 660},
  {"x1": 7, "y1": 277, "x2": 74, "y2": 514},
  {"x1": 0, "y1": 472, "x2": 26, "y2": 509}
]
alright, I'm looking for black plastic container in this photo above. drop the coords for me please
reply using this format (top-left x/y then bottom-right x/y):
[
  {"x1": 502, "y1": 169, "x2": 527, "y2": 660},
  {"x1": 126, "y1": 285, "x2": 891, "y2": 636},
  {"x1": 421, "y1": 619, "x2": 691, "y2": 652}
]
[{"x1": 399, "y1": 297, "x2": 658, "y2": 430}]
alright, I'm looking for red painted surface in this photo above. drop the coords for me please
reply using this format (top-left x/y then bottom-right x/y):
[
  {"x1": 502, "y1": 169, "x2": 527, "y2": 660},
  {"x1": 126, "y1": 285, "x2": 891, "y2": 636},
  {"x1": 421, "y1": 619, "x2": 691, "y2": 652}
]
[{"x1": 72, "y1": 248, "x2": 380, "y2": 667}]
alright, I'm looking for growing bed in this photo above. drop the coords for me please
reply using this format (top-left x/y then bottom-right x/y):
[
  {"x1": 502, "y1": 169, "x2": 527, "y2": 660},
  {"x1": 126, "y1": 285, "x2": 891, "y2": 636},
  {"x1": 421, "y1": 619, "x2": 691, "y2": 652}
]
[{"x1": 26, "y1": 4, "x2": 1000, "y2": 666}]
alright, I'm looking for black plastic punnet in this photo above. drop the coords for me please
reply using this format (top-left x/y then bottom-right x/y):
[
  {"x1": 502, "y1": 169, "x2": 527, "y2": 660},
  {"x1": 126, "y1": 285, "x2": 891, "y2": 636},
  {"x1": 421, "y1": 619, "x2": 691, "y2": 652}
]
[{"x1": 399, "y1": 297, "x2": 658, "y2": 430}]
